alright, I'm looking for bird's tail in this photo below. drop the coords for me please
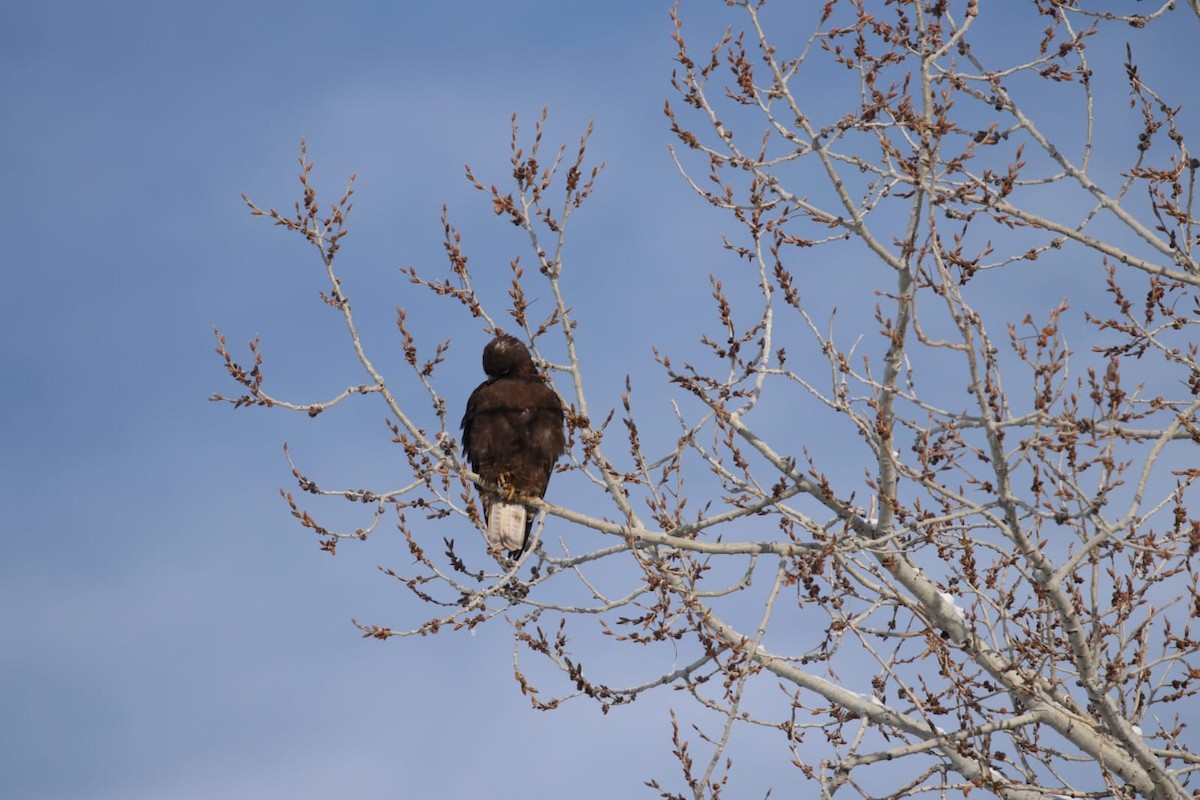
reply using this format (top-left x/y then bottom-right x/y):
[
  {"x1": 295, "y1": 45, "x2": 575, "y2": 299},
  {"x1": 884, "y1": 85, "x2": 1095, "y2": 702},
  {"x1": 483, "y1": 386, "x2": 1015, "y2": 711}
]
[{"x1": 486, "y1": 502, "x2": 527, "y2": 555}]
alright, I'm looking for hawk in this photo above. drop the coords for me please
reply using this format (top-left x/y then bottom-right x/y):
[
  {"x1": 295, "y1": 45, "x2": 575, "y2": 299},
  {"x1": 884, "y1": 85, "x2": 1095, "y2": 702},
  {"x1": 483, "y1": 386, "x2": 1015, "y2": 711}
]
[{"x1": 461, "y1": 334, "x2": 566, "y2": 558}]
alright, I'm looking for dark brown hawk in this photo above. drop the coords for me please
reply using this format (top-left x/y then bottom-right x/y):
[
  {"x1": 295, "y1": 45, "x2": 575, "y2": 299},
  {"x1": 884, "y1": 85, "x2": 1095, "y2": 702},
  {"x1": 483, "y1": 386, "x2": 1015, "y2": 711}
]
[{"x1": 461, "y1": 334, "x2": 566, "y2": 558}]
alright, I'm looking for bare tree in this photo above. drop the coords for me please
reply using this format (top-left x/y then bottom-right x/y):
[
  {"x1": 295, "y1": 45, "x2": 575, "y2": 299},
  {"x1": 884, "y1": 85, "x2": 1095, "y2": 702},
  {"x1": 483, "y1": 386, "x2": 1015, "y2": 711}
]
[{"x1": 215, "y1": 2, "x2": 1200, "y2": 797}]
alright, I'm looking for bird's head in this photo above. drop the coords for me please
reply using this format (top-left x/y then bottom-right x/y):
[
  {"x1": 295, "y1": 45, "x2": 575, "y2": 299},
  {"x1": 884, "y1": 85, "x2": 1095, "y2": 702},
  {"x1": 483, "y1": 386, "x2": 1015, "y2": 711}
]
[{"x1": 482, "y1": 334, "x2": 536, "y2": 378}]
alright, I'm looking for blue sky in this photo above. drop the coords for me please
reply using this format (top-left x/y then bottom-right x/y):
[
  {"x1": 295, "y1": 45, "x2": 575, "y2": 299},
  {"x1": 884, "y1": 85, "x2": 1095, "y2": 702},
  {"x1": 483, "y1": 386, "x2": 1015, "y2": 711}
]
[
  {"x1": 3, "y1": 2, "x2": 1199, "y2": 798},
  {"x1": 0, "y1": 4, "x2": 749, "y2": 798}
]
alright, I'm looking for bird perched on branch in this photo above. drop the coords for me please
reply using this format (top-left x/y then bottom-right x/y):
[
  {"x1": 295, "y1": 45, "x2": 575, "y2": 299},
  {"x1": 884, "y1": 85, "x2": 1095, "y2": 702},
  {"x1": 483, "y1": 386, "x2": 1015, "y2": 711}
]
[{"x1": 461, "y1": 334, "x2": 566, "y2": 558}]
